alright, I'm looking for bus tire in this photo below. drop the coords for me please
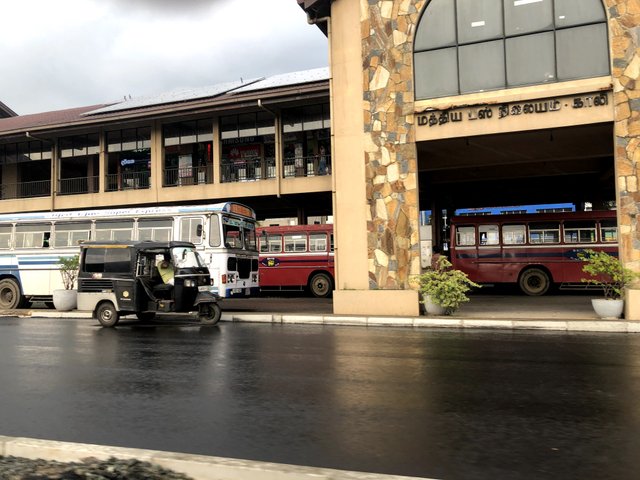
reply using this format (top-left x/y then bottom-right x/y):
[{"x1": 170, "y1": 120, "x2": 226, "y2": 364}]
[
  {"x1": 0, "y1": 278, "x2": 23, "y2": 309},
  {"x1": 96, "y1": 301, "x2": 120, "y2": 327},
  {"x1": 136, "y1": 312, "x2": 156, "y2": 322},
  {"x1": 518, "y1": 268, "x2": 551, "y2": 296},
  {"x1": 199, "y1": 303, "x2": 221, "y2": 325},
  {"x1": 309, "y1": 272, "x2": 332, "y2": 298}
]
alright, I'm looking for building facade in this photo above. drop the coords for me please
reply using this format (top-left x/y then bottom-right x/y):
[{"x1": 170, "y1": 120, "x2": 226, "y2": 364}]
[{"x1": 298, "y1": 0, "x2": 640, "y2": 319}]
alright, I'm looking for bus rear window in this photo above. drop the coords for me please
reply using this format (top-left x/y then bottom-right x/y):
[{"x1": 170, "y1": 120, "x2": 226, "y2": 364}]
[
  {"x1": 563, "y1": 221, "x2": 596, "y2": 243},
  {"x1": 529, "y1": 222, "x2": 560, "y2": 244},
  {"x1": 456, "y1": 226, "x2": 475, "y2": 246},
  {"x1": 600, "y1": 219, "x2": 618, "y2": 242}
]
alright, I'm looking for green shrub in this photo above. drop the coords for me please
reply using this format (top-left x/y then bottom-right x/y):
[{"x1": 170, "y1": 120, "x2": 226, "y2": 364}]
[
  {"x1": 58, "y1": 254, "x2": 80, "y2": 290},
  {"x1": 577, "y1": 249, "x2": 639, "y2": 300},
  {"x1": 417, "y1": 256, "x2": 480, "y2": 314}
]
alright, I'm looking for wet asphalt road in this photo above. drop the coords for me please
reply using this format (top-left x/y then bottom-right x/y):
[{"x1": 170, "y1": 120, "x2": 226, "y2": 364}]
[{"x1": 0, "y1": 317, "x2": 639, "y2": 480}]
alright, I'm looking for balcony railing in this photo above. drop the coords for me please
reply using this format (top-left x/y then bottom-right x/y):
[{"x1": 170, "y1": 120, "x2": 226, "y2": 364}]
[
  {"x1": 58, "y1": 176, "x2": 100, "y2": 196},
  {"x1": 163, "y1": 165, "x2": 213, "y2": 187},
  {"x1": 283, "y1": 155, "x2": 331, "y2": 178},
  {"x1": 221, "y1": 158, "x2": 276, "y2": 183},
  {"x1": 106, "y1": 171, "x2": 151, "y2": 192},
  {"x1": 0, "y1": 180, "x2": 51, "y2": 200}
]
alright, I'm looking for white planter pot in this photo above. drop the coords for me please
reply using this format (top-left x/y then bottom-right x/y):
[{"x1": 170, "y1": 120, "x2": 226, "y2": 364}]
[
  {"x1": 53, "y1": 289, "x2": 77, "y2": 312},
  {"x1": 423, "y1": 294, "x2": 446, "y2": 316},
  {"x1": 591, "y1": 298, "x2": 624, "y2": 319}
]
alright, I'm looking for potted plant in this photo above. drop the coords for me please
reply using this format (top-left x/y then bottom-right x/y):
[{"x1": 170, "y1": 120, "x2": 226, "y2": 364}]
[
  {"x1": 416, "y1": 256, "x2": 480, "y2": 315},
  {"x1": 577, "y1": 249, "x2": 640, "y2": 319},
  {"x1": 52, "y1": 254, "x2": 79, "y2": 311}
]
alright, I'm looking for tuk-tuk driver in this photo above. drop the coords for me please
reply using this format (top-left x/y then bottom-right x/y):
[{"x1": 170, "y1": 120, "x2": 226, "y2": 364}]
[{"x1": 157, "y1": 258, "x2": 175, "y2": 285}]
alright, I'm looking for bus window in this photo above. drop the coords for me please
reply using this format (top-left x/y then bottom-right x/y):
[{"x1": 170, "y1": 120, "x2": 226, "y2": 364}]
[
  {"x1": 95, "y1": 220, "x2": 134, "y2": 241},
  {"x1": 138, "y1": 218, "x2": 172, "y2": 242},
  {"x1": 600, "y1": 219, "x2": 618, "y2": 242},
  {"x1": 0, "y1": 225, "x2": 12, "y2": 248},
  {"x1": 456, "y1": 226, "x2": 475, "y2": 246},
  {"x1": 310, "y1": 233, "x2": 327, "y2": 252},
  {"x1": 54, "y1": 222, "x2": 91, "y2": 247},
  {"x1": 330, "y1": 233, "x2": 334, "y2": 252},
  {"x1": 503, "y1": 224, "x2": 526, "y2": 245},
  {"x1": 261, "y1": 234, "x2": 282, "y2": 253},
  {"x1": 244, "y1": 225, "x2": 256, "y2": 251},
  {"x1": 224, "y1": 225, "x2": 242, "y2": 249},
  {"x1": 563, "y1": 221, "x2": 596, "y2": 243},
  {"x1": 179, "y1": 217, "x2": 203, "y2": 244},
  {"x1": 209, "y1": 215, "x2": 221, "y2": 247},
  {"x1": 529, "y1": 222, "x2": 560, "y2": 244},
  {"x1": 478, "y1": 225, "x2": 499, "y2": 245},
  {"x1": 15, "y1": 223, "x2": 51, "y2": 248},
  {"x1": 285, "y1": 234, "x2": 307, "y2": 252}
]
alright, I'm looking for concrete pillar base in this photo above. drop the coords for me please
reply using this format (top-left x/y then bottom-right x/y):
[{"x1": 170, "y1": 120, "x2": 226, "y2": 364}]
[
  {"x1": 625, "y1": 289, "x2": 640, "y2": 321},
  {"x1": 333, "y1": 289, "x2": 419, "y2": 316}
]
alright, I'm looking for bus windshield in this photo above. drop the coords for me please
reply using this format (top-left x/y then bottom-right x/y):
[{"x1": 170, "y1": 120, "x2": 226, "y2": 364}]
[{"x1": 222, "y1": 216, "x2": 257, "y2": 251}]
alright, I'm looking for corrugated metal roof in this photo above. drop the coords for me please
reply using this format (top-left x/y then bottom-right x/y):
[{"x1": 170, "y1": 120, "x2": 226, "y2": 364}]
[
  {"x1": 232, "y1": 67, "x2": 330, "y2": 94},
  {"x1": 84, "y1": 78, "x2": 263, "y2": 115}
]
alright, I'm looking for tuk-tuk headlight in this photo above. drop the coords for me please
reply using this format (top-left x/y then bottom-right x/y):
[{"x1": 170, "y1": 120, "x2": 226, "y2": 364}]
[{"x1": 184, "y1": 279, "x2": 196, "y2": 288}]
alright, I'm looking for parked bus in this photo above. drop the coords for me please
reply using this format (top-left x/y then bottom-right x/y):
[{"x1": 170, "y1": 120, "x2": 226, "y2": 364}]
[
  {"x1": 0, "y1": 202, "x2": 259, "y2": 308},
  {"x1": 449, "y1": 210, "x2": 618, "y2": 295},
  {"x1": 257, "y1": 224, "x2": 334, "y2": 298}
]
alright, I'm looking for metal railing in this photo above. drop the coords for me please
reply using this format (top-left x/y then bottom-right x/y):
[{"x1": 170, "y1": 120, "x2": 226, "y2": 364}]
[
  {"x1": 106, "y1": 171, "x2": 151, "y2": 192},
  {"x1": 0, "y1": 180, "x2": 51, "y2": 200},
  {"x1": 221, "y1": 158, "x2": 276, "y2": 183},
  {"x1": 58, "y1": 176, "x2": 100, "y2": 195},
  {"x1": 163, "y1": 165, "x2": 213, "y2": 187},
  {"x1": 283, "y1": 155, "x2": 331, "y2": 178}
]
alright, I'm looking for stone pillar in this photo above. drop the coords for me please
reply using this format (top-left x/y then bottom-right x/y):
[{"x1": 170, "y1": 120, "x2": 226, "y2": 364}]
[{"x1": 607, "y1": 0, "x2": 640, "y2": 320}]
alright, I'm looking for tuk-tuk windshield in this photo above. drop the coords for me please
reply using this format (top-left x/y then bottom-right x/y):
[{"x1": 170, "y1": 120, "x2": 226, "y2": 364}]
[{"x1": 171, "y1": 246, "x2": 205, "y2": 269}]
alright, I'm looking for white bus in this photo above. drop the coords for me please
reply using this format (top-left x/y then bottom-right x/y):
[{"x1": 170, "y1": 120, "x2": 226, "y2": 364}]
[{"x1": 0, "y1": 202, "x2": 259, "y2": 309}]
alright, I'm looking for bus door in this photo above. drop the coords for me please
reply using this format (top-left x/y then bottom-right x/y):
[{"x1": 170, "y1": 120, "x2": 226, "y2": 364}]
[{"x1": 476, "y1": 224, "x2": 502, "y2": 283}]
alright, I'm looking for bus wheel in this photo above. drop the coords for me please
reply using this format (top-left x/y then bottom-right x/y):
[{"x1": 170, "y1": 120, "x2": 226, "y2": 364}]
[
  {"x1": 518, "y1": 268, "x2": 551, "y2": 296},
  {"x1": 199, "y1": 303, "x2": 221, "y2": 325},
  {"x1": 136, "y1": 312, "x2": 156, "y2": 323},
  {"x1": 96, "y1": 302, "x2": 120, "y2": 327},
  {"x1": 0, "y1": 279, "x2": 22, "y2": 309},
  {"x1": 309, "y1": 272, "x2": 332, "y2": 298}
]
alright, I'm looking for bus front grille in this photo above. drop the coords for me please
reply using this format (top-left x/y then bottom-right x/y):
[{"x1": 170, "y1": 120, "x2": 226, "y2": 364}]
[
  {"x1": 79, "y1": 279, "x2": 114, "y2": 293},
  {"x1": 237, "y1": 258, "x2": 251, "y2": 279}
]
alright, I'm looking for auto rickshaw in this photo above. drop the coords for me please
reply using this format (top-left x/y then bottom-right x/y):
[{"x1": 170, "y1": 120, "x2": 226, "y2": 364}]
[{"x1": 77, "y1": 241, "x2": 222, "y2": 327}]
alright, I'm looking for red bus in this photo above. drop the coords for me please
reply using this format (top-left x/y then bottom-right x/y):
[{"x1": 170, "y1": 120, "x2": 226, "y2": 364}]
[
  {"x1": 257, "y1": 224, "x2": 334, "y2": 298},
  {"x1": 449, "y1": 210, "x2": 618, "y2": 295}
]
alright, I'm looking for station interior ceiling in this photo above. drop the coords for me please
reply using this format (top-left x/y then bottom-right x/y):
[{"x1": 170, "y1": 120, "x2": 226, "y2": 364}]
[{"x1": 418, "y1": 122, "x2": 615, "y2": 212}]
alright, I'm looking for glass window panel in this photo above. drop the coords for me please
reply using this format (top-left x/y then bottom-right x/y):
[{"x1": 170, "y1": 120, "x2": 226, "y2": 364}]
[
  {"x1": 137, "y1": 127, "x2": 151, "y2": 149},
  {"x1": 505, "y1": 0, "x2": 553, "y2": 36},
  {"x1": 414, "y1": 0, "x2": 456, "y2": 51},
  {"x1": 15, "y1": 224, "x2": 50, "y2": 248},
  {"x1": 529, "y1": 222, "x2": 560, "y2": 244},
  {"x1": 17, "y1": 143, "x2": 29, "y2": 163},
  {"x1": 600, "y1": 219, "x2": 618, "y2": 243},
  {"x1": 220, "y1": 116, "x2": 238, "y2": 139},
  {"x1": 179, "y1": 217, "x2": 203, "y2": 244},
  {"x1": 196, "y1": 119, "x2": 213, "y2": 142},
  {"x1": 456, "y1": 226, "x2": 476, "y2": 246},
  {"x1": 282, "y1": 108, "x2": 303, "y2": 133},
  {"x1": 503, "y1": 224, "x2": 526, "y2": 244},
  {"x1": 106, "y1": 130, "x2": 122, "y2": 152},
  {"x1": 28, "y1": 142, "x2": 42, "y2": 161},
  {"x1": 303, "y1": 105, "x2": 323, "y2": 130},
  {"x1": 309, "y1": 233, "x2": 327, "y2": 252},
  {"x1": 459, "y1": 40, "x2": 505, "y2": 93},
  {"x1": 322, "y1": 103, "x2": 331, "y2": 129},
  {"x1": 414, "y1": 48, "x2": 459, "y2": 100},
  {"x1": 554, "y1": 0, "x2": 605, "y2": 28},
  {"x1": 53, "y1": 222, "x2": 91, "y2": 247},
  {"x1": 121, "y1": 129, "x2": 137, "y2": 151},
  {"x1": 180, "y1": 121, "x2": 197, "y2": 144},
  {"x1": 256, "y1": 112, "x2": 275, "y2": 136},
  {"x1": 563, "y1": 220, "x2": 596, "y2": 243},
  {"x1": 95, "y1": 220, "x2": 134, "y2": 241},
  {"x1": 0, "y1": 225, "x2": 12, "y2": 248},
  {"x1": 163, "y1": 123, "x2": 181, "y2": 146},
  {"x1": 506, "y1": 32, "x2": 556, "y2": 86},
  {"x1": 457, "y1": 0, "x2": 503, "y2": 44},
  {"x1": 556, "y1": 24, "x2": 610, "y2": 81},
  {"x1": 87, "y1": 134, "x2": 100, "y2": 155},
  {"x1": 209, "y1": 215, "x2": 221, "y2": 247},
  {"x1": 238, "y1": 114, "x2": 257, "y2": 138},
  {"x1": 284, "y1": 234, "x2": 307, "y2": 252},
  {"x1": 138, "y1": 218, "x2": 173, "y2": 242},
  {"x1": 268, "y1": 234, "x2": 282, "y2": 253},
  {"x1": 104, "y1": 248, "x2": 131, "y2": 273},
  {"x1": 478, "y1": 225, "x2": 499, "y2": 245},
  {"x1": 59, "y1": 137, "x2": 74, "y2": 158}
]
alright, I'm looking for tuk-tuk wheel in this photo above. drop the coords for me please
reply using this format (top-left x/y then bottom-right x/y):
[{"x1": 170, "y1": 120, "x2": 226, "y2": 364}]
[
  {"x1": 136, "y1": 312, "x2": 156, "y2": 322},
  {"x1": 199, "y1": 303, "x2": 222, "y2": 325},
  {"x1": 96, "y1": 301, "x2": 120, "y2": 328}
]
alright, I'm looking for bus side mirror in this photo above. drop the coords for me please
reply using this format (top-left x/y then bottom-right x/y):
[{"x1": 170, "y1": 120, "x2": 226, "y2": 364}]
[{"x1": 196, "y1": 224, "x2": 203, "y2": 237}]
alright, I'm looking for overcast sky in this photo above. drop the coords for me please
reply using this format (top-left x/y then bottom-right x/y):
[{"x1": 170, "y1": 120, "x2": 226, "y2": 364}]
[{"x1": 0, "y1": 0, "x2": 328, "y2": 115}]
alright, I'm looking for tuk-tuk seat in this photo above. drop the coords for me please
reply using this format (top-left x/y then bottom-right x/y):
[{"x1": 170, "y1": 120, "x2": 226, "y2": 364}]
[{"x1": 153, "y1": 282, "x2": 174, "y2": 298}]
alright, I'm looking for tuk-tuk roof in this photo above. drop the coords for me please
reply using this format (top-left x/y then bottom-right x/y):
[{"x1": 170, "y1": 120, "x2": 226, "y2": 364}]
[{"x1": 80, "y1": 240, "x2": 197, "y2": 252}]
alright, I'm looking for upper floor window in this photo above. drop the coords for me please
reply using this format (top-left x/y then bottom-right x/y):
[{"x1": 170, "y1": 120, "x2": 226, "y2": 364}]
[{"x1": 414, "y1": 0, "x2": 610, "y2": 100}]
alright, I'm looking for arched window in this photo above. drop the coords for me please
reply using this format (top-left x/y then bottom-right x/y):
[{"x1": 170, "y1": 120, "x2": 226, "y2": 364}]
[{"x1": 414, "y1": 0, "x2": 610, "y2": 100}]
